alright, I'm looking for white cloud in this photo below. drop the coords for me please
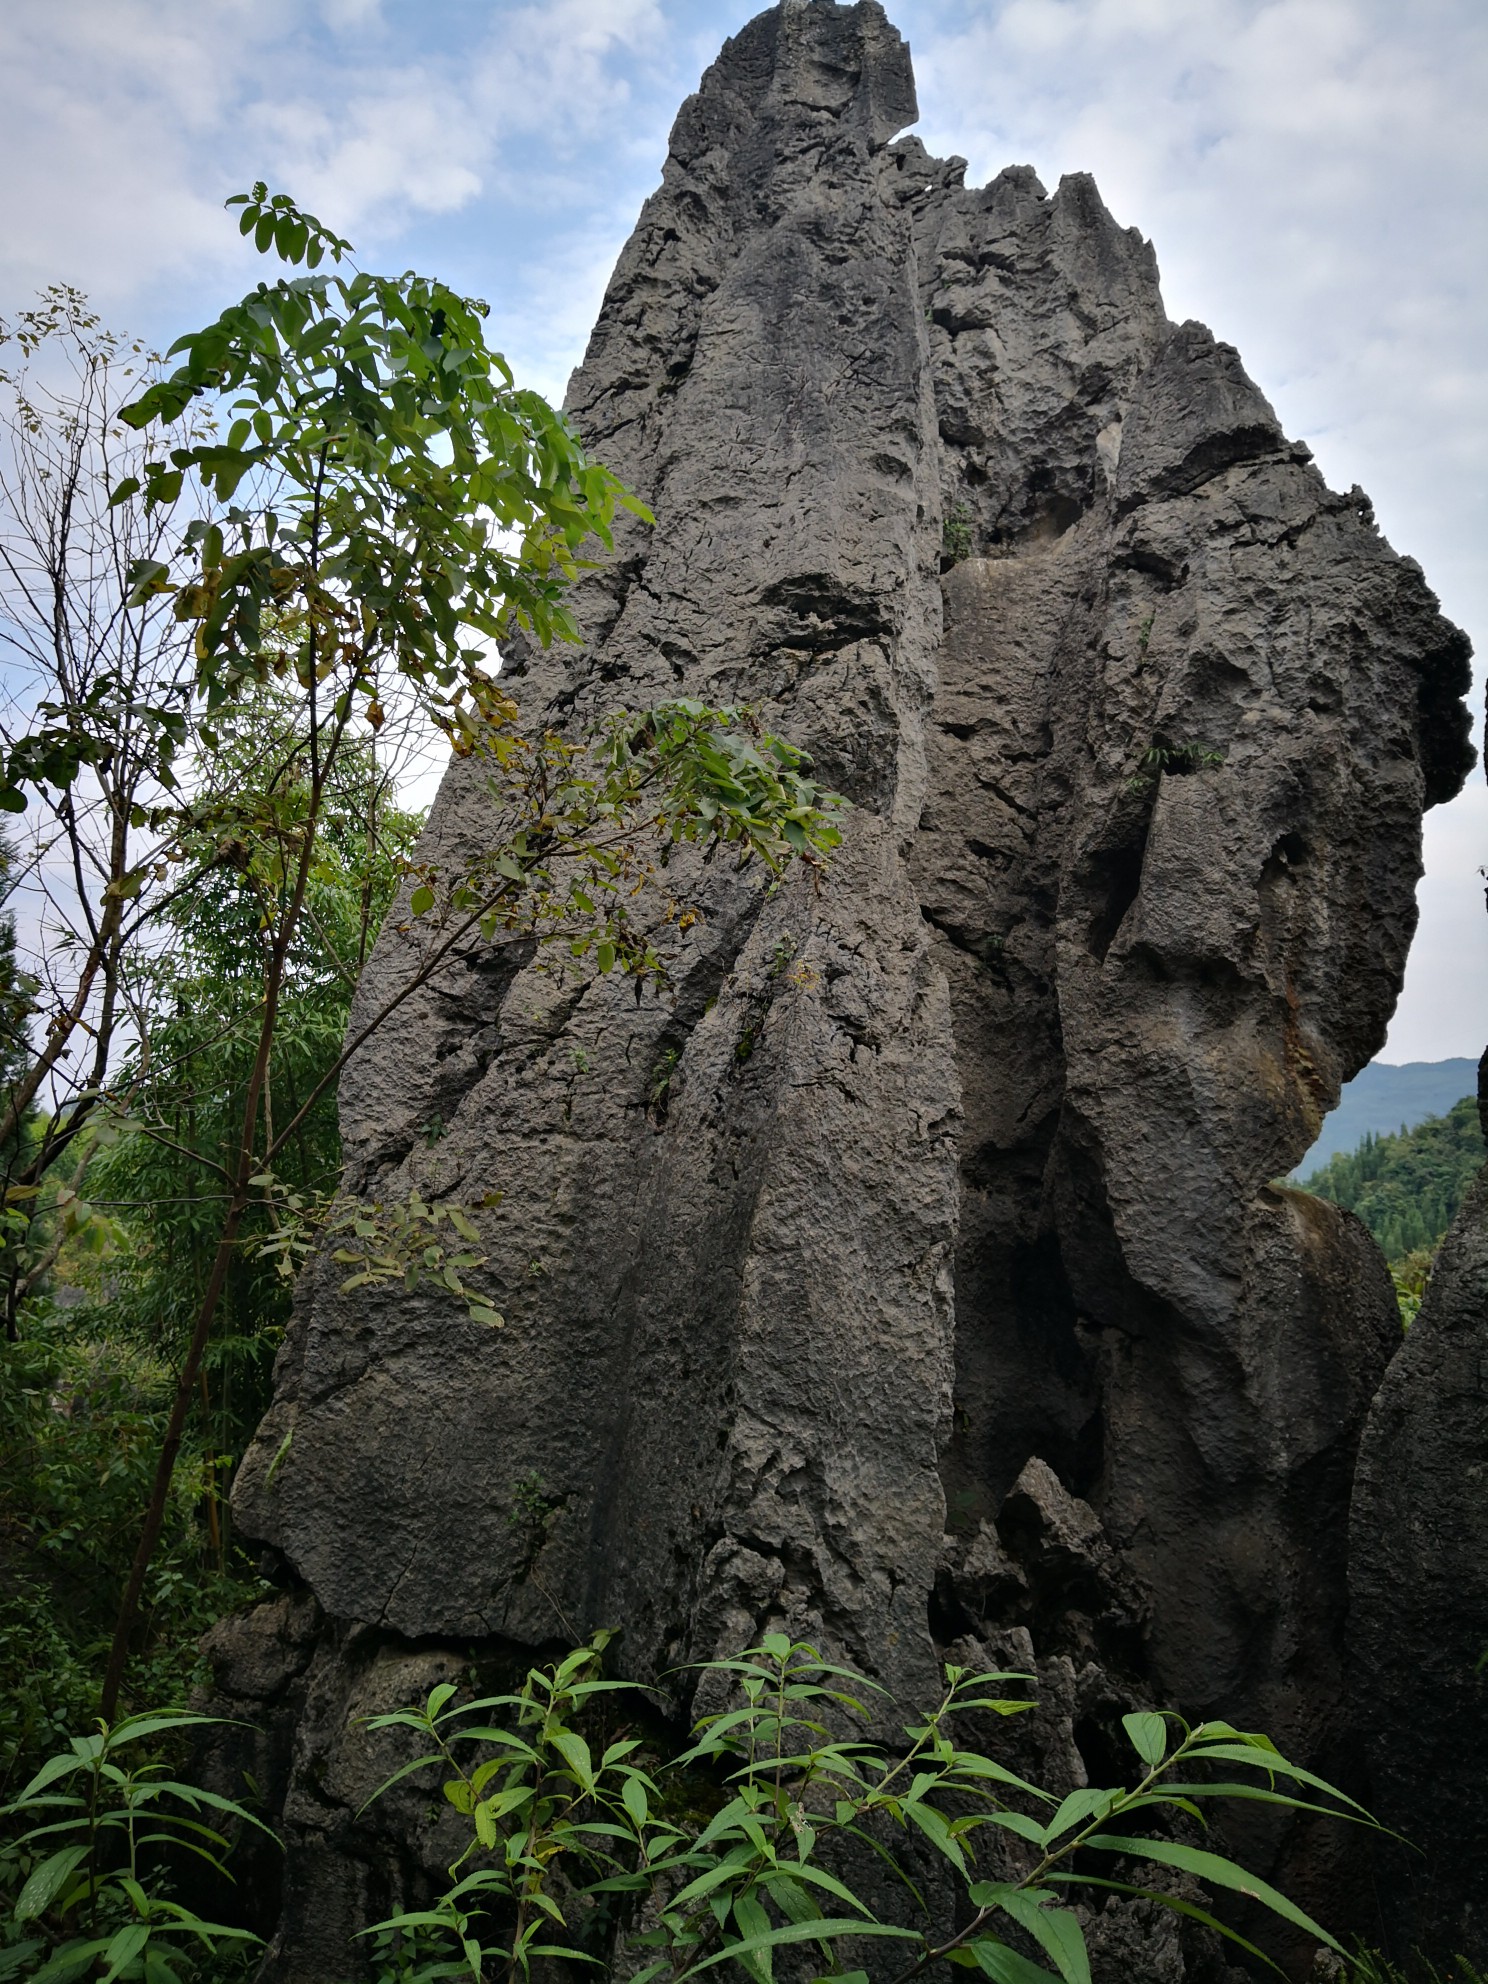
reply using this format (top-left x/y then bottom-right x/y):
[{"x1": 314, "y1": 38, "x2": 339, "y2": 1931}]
[
  {"x1": 0, "y1": 0, "x2": 1480, "y2": 1060},
  {"x1": 241, "y1": 83, "x2": 489, "y2": 239},
  {"x1": 0, "y1": 0, "x2": 675, "y2": 314},
  {"x1": 0, "y1": 0, "x2": 260, "y2": 302},
  {"x1": 1385, "y1": 785, "x2": 1488, "y2": 1062},
  {"x1": 472, "y1": 0, "x2": 667, "y2": 130},
  {"x1": 321, "y1": 0, "x2": 384, "y2": 29}
]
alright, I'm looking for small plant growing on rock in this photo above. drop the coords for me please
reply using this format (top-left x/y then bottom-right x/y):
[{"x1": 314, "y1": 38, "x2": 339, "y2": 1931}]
[
  {"x1": 1125, "y1": 738, "x2": 1226, "y2": 797},
  {"x1": 1341, "y1": 1949, "x2": 1486, "y2": 1983},
  {"x1": 649, "y1": 1048, "x2": 682, "y2": 1121},
  {"x1": 941, "y1": 507, "x2": 974, "y2": 566}
]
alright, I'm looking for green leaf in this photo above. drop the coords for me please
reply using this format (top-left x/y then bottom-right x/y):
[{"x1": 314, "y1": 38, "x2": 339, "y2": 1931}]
[
  {"x1": 1039, "y1": 1787, "x2": 1118, "y2": 1847},
  {"x1": 733, "y1": 1891, "x2": 774, "y2": 1983},
  {"x1": 978, "y1": 1810, "x2": 1047, "y2": 1848},
  {"x1": 1122, "y1": 1712, "x2": 1168, "y2": 1768},
  {"x1": 31, "y1": 1937, "x2": 113, "y2": 1983},
  {"x1": 681, "y1": 1919, "x2": 918, "y2": 1979},
  {"x1": 903, "y1": 1796, "x2": 966, "y2": 1872},
  {"x1": 762, "y1": 1873, "x2": 820, "y2": 1927},
  {"x1": 770, "y1": 1862, "x2": 872, "y2": 1917},
  {"x1": 10, "y1": 1750, "x2": 87, "y2": 1806},
  {"x1": 1152, "y1": 1780, "x2": 1376, "y2": 1828},
  {"x1": 353, "y1": 1750, "x2": 444, "y2": 1817},
  {"x1": 100, "y1": 1922, "x2": 150, "y2": 1984},
  {"x1": 549, "y1": 1728, "x2": 594, "y2": 1794},
  {"x1": 1081, "y1": 1835, "x2": 1343, "y2": 1953},
  {"x1": 15, "y1": 1844, "x2": 89, "y2": 1921},
  {"x1": 968, "y1": 1939, "x2": 1061, "y2": 1984},
  {"x1": 942, "y1": 1753, "x2": 1052, "y2": 1803},
  {"x1": 668, "y1": 1842, "x2": 761, "y2": 1912},
  {"x1": 976, "y1": 1888, "x2": 1090, "y2": 1984},
  {"x1": 1178, "y1": 1744, "x2": 1371, "y2": 1814},
  {"x1": 410, "y1": 883, "x2": 435, "y2": 917}
]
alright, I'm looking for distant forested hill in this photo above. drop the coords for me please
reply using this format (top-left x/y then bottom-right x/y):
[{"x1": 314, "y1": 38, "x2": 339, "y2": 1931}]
[
  {"x1": 1292, "y1": 1056, "x2": 1478, "y2": 1174},
  {"x1": 1300, "y1": 1096, "x2": 1485, "y2": 1262}
]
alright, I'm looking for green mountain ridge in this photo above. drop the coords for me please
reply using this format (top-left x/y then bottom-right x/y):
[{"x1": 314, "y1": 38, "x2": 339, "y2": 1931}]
[
  {"x1": 1300, "y1": 1094, "x2": 1486, "y2": 1265},
  {"x1": 1291, "y1": 1056, "x2": 1479, "y2": 1174}
]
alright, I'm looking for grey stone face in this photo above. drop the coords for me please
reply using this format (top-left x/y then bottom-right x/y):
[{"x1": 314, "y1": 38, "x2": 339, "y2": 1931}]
[
  {"x1": 1350, "y1": 1099, "x2": 1488, "y2": 1964},
  {"x1": 215, "y1": 4, "x2": 1474, "y2": 1975}
]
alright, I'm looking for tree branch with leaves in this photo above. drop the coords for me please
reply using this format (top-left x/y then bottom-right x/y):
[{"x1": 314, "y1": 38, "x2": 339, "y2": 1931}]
[{"x1": 80, "y1": 184, "x2": 837, "y2": 1717}]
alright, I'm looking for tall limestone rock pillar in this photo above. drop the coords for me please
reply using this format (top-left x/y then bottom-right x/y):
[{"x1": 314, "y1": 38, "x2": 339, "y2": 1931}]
[{"x1": 210, "y1": 5, "x2": 1474, "y2": 1976}]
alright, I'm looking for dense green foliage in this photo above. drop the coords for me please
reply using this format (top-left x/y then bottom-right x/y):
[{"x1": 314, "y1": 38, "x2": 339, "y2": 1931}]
[
  {"x1": 0, "y1": 1708, "x2": 263, "y2": 1981},
  {"x1": 0, "y1": 181, "x2": 843, "y2": 1783},
  {"x1": 0, "y1": 1324, "x2": 251, "y2": 1801},
  {"x1": 4, "y1": 1639, "x2": 1374, "y2": 1984},
  {"x1": 1346, "y1": 1950, "x2": 1486, "y2": 1984},
  {"x1": 85, "y1": 701, "x2": 424, "y2": 1511},
  {"x1": 362, "y1": 1634, "x2": 1373, "y2": 1983},
  {"x1": 0, "y1": 842, "x2": 34, "y2": 1124},
  {"x1": 1301, "y1": 1096, "x2": 1483, "y2": 1264},
  {"x1": 0, "y1": 702, "x2": 419, "y2": 1790}
]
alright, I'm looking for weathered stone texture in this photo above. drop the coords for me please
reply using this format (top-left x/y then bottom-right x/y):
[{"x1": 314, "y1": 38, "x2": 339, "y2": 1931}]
[
  {"x1": 1350, "y1": 1091, "x2": 1488, "y2": 1964},
  {"x1": 219, "y1": 4, "x2": 1475, "y2": 1976}
]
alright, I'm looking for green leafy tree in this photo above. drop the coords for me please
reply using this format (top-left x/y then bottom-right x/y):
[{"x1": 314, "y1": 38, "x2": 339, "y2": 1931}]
[
  {"x1": 0, "y1": 1325, "x2": 248, "y2": 1794},
  {"x1": 1301, "y1": 1097, "x2": 1484, "y2": 1300},
  {"x1": 90, "y1": 186, "x2": 838, "y2": 1717},
  {"x1": 0, "y1": 292, "x2": 204, "y2": 1333},
  {"x1": 0, "y1": 836, "x2": 34, "y2": 1119},
  {"x1": 86, "y1": 690, "x2": 426, "y2": 1548},
  {"x1": 0, "y1": 691, "x2": 425, "y2": 1787},
  {"x1": 0, "y1": 833, "x2": 38, "y2": 1283}
]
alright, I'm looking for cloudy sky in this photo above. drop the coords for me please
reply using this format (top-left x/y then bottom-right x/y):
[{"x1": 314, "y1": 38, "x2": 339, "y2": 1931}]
[{"x1": 1, "y1": 0, "x2": 1482, "y2": 1062}]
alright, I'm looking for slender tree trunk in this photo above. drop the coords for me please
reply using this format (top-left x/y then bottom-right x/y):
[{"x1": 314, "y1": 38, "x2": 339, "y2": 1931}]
[
  {"x1": 99, "y1": 1193, "x2": 250, "y2": 1717},
  {"x1": 101, "y1": 452, "x2": 337, "y2": 1719},
  {"x1": 100, "y1": 821, "x2": 317, "y2": 1718}
]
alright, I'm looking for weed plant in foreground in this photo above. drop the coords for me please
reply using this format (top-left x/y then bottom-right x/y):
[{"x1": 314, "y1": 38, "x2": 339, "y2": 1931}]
[
  {"x1": 0, "y1": 1636, "x2": 1408, "y2": 1983},
  {"x1": 359, "y1": 1634, "x2": 1375, "y2": 1984}
]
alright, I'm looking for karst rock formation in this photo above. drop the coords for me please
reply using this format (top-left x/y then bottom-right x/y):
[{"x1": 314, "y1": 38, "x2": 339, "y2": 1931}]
[
  {"x1": 209, "y1": 4, "x2": 1476, "y2": 1976},
  {"x1": 1349, "y1": 1070, "x2": 1488, "y2": 1963}
]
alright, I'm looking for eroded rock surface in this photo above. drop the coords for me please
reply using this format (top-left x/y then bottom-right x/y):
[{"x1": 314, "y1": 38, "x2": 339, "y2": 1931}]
[
  {"x1": 1350, "y1": 1071, "x2": 1488, "y2": 1965},
  {"x1": 217, "y1": 4, "x2": 1474, "y2": 1976}
]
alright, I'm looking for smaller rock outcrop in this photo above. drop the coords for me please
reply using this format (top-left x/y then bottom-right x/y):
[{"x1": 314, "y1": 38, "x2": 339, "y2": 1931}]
[{"x1": 1350, "y1": 1063, "x2": 1488, "y2": 1966}]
